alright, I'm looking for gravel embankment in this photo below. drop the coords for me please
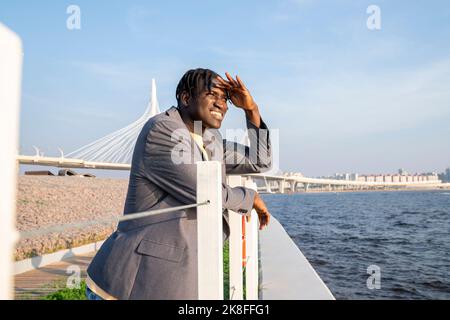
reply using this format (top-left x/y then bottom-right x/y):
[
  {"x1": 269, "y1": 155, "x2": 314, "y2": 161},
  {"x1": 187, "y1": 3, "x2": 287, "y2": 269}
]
[{"x1": 15, "y1": 176, "x2": 128, "y2": 261}]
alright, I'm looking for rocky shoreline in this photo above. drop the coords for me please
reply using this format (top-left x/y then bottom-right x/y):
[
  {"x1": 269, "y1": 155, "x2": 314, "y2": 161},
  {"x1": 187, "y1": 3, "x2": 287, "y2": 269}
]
[{"x1": 15, "y1": 176, "x2": 128, "y2": 261}]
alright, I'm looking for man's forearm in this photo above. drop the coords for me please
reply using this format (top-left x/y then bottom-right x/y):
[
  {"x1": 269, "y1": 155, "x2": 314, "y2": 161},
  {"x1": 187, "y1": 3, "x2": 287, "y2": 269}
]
[{"x1": 244, "y1": 104, "x2": 261, "y2": 128}]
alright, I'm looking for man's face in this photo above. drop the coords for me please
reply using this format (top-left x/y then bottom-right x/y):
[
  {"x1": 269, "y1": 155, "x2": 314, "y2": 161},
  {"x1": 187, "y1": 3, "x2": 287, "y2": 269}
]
[{"x1": 187, "y1": 83, "x2": 229, "y2": 129}]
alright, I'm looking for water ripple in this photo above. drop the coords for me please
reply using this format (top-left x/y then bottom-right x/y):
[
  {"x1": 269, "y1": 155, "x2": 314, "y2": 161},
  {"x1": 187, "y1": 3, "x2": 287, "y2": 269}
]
[{"x1": 262, "y1": 190, "x2": 450, "y2": 300}]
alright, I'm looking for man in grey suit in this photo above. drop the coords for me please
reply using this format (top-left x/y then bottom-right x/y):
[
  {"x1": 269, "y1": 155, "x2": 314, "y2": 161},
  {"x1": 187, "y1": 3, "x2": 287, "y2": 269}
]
[{"x1": 86, "y1": 68, "x2": 272, "y2": 300}]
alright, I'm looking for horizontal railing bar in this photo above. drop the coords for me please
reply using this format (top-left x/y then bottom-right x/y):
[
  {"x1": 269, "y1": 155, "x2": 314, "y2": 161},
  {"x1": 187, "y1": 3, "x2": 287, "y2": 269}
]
[{"x1": 18, "y1": 201, "x2": 210, "y2": 240}]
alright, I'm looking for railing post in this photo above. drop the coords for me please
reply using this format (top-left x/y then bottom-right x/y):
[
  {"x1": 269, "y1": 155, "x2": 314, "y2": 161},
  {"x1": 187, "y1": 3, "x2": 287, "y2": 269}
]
[
  {"x1": 196, "y1": 161, "x2": 223, "y2": 299},
  {"x1": 0, "y1": 24, "x2": 22, "y2": 300},
  {"x1": 227, "y1": 175, "x2": 244, "y2": 300},
  {"x1": 244, "y1": 178, "x2": 259, "y2": 300}
]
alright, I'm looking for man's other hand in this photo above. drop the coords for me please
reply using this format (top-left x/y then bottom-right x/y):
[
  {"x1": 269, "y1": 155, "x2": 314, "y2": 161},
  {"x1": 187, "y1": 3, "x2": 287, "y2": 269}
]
[{"x1": 246, "y1": 192, "x2": 271, "y2": 230}]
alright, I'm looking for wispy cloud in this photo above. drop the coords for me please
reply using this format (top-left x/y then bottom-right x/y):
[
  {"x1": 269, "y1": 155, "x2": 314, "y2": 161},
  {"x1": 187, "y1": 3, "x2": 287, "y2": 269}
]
[
  {"x1": 126, "y1": 5, "x2": 156, "y2": 37},
  {"x1": 71, "y1": 61, "x2": 150, "y2": 84},
  {"x1": 264, "y1": 56, "x2": 450, "y2": 138}
]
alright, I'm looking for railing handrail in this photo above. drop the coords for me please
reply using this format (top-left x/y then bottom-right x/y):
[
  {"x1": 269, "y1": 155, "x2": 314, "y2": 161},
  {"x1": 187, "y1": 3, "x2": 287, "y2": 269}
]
[
  {"x1": 196, "y1": 161, "x2": 259, "y2": 300},
  {"x1": 14, "y1": 161, "x2": 257, "y2": 301},
  {"x1": 14, "y1": 160, "x2": 258, "y2": 301},
  {"x1": 18, "y1": 200, "x2": 210, "y2": 240}
]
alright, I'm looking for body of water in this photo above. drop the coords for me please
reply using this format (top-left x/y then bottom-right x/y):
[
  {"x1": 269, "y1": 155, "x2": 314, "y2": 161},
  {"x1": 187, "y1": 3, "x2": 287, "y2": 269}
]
[{"x1": 262, "y1": 190, "x2": 450, "y2": 299}]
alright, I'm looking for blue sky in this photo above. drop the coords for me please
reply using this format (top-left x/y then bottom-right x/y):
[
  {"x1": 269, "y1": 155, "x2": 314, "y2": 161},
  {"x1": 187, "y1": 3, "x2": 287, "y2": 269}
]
[{"x1": 1, "y1": 0, "x2": 450, "y2": 176}]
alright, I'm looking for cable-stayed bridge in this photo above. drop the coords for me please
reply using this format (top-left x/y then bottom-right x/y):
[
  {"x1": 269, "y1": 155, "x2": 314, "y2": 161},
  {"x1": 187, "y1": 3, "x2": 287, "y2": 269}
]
[
  {"x1": 18, "y1": 79, "x2": 161, "y2": 170},
  {"x1": 243, "y1": 173, "x2": 445, "y2": 193}
]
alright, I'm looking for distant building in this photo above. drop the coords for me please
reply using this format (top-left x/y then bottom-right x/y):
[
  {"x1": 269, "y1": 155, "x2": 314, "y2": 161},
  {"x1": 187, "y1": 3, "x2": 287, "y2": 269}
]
[
  {"x1": 321, "y1": 170, "x2": 443, "y2": 183},
  {"x1": 334, "y1": 173, "x2": 345, "y2": 180},
  {"x1": 445, "y1": 168, "x2": 450, "y2": 182},
  {"x1": 284, "y1": 172, "x2": 304, "y2": 178},
  {"x1": 438, "y1": 169, "x2": 449, "y2": 182}
]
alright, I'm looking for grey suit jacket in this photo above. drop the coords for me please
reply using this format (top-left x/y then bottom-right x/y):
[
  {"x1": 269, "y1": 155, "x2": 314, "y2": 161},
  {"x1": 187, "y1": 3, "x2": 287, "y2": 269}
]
[{"x1": 87, "y1": 106, "x2": 271, "y2": 300}]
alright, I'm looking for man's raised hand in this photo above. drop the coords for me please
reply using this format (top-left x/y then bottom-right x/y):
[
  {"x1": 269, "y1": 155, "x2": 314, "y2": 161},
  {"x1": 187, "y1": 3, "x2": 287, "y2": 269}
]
[{"x1": 216, "y1": 72, "x2": 258, "y2": 112}]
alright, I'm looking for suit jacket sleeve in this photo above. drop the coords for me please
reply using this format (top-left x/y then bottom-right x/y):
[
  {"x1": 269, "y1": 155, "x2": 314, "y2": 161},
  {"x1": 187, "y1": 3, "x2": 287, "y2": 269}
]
[
  {"x1": 141, "y1": 118, "x2": 256, "y2": 214},
  {"x1": 223, "y1": 117, "x2": 272, "y2": 175}
]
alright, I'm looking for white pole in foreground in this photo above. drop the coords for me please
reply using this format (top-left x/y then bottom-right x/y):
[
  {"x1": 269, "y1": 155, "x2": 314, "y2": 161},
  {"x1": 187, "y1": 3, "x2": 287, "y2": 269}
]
[
  {"x1": 227, "y1": 175, "x2": 244, "y2": 300},
  {"x1": 244, "y1": 178, "x2": 259, "y2": 300},
  {"x1": 196, "y1": 161, "x2": 223, "y2": 299},
  {"x1": 0, "y1": 24, "x2": 23, "y2": 300}
]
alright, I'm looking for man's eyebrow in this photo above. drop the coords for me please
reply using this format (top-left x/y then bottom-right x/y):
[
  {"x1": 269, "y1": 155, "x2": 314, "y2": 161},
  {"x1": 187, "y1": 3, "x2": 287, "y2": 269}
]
[{"x1": 211, "y1": 87, "x2": 228, "y2": 96}]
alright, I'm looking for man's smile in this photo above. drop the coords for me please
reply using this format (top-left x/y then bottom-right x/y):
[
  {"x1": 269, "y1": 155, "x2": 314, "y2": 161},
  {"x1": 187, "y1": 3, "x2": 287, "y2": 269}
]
[{"x1": 210, "y1": 110, "x2": 223, "y2": 120}]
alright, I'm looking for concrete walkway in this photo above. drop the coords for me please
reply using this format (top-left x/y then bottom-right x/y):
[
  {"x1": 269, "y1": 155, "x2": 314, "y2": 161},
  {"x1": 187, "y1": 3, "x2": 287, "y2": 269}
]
[{"x1": 14, "y1": 252, "x2": 95, "y2": 300}]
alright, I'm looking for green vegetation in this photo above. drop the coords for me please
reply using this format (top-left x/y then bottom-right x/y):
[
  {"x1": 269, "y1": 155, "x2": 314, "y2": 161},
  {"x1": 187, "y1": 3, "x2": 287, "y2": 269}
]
[
  {"x1": 43, "y1": 281, "x2": 87, "y2": 300},
  {"x1": 223, "y1": 240, "x2": 229, "y2": 299}
]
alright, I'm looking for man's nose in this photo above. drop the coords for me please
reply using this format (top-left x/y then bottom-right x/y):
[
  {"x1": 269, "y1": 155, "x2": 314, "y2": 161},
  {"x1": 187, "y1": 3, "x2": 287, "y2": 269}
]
[{"x1": 214, "y1": 100, "x2": 228, "y2": 113}]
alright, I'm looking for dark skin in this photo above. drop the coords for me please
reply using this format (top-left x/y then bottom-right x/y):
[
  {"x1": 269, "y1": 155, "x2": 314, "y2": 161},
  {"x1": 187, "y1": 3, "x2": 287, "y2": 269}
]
[{"x1": 178, "y1": 72, "x2": 270, "y2": 230}]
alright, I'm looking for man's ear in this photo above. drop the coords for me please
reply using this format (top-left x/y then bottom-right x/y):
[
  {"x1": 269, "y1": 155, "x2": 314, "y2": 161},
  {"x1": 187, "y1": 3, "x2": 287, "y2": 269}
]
[{"x1": 180, "y1": 91, "x2": 190, "y2": 108}]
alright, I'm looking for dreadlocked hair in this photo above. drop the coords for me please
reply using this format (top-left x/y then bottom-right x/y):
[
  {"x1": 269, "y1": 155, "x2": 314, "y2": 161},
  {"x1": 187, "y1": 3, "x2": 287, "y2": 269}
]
[{"x1": 175, "y1": 68, "x2": 220, "y2": 107}]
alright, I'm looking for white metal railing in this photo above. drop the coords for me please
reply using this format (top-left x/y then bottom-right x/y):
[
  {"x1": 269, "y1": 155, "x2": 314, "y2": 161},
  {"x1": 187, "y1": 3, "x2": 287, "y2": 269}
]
[
  {"x1": 225, "y1": 175, "x2": 259, "y2": 300},
  {"x1": 196, "y1": 161, "x2": 224, "y2": 299},
  {"x1": 243, "y1": 179, "x2": 259, "y2": 300},
  {"x1": 227, "y1": 176, "x2": 244, "y2": 300},
  {"x1": 8, "y1": 161, "x2": 259, "y2": 300},
  {"x1": 196, "y1": 161, "x2": 259, "y2": 300},
  {"x1": 6, "y1": 159, "x2": 258, "y2": 300}
]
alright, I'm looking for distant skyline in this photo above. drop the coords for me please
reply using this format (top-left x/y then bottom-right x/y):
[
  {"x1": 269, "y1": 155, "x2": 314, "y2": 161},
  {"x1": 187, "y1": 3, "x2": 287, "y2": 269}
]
[{"x1": 2, "y1": 0, "x2": 450, "y2": 176}]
